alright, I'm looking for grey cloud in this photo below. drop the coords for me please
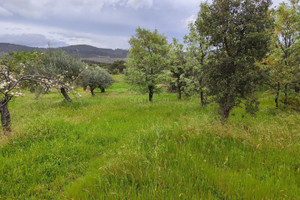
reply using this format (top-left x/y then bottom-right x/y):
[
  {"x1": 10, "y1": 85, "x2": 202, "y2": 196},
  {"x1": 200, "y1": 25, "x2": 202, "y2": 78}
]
[
  {"x1": 0, "y1": 0, "x2": 288, "y2": 49},
  {"x1": 0, "y1": 34, "x2": 68, "y2": 47},
  {"x1": 0, "y1": 6, "x2": 13, "y2": 16}
]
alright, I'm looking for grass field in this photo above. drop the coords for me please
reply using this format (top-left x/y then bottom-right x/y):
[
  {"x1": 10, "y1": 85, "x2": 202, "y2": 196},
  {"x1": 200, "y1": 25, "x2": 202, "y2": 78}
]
[{"x1": 0, "y1": 75, "x2": 299, "y2": 199}]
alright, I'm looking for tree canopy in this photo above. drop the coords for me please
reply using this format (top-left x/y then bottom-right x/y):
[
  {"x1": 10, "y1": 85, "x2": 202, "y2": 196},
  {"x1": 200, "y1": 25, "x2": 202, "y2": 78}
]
[
  {"x1": 81, "y1": 66, "x2": 114, "y2": 96},
  {"x1": 28, "y1": 50, "x2": 86, "y2": 102},
  {"x1": 197, "y1": 0, "x2": 273, "y2": 122},
  {"x1": 126, "y1": 27, "x2": 169, "y2": 102},
  {"x1": 259, "y1": 0, "x2": 300, "y2": 108},
  {"x1": 167, "y1": 38, "x2": 187, "y2": 100}
]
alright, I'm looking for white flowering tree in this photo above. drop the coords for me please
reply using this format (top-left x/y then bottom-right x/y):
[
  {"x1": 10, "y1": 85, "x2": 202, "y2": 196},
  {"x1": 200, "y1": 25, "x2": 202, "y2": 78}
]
[{"x1": 0, "y1": 57, "x2": 71, "y2": 134}]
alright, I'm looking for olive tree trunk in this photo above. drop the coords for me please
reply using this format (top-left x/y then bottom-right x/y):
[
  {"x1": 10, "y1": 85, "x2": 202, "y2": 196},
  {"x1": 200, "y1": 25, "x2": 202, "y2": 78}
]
[
  {"x1": 61, "y1": 87, "x2": 72, "y2": 102},
  {"x1": 220, "y1": 94, "x2": 233, "y2": 124},
  {"x1": 91, "y1": 88, "x2": 95, "y2": 96},
  {"x1": 148, "y1": 85, "x2": 154, "y2": 102},
  {"x1": 200, "y1": 90, "x2": 205, "y2": 106},
  {"x1": 101, "y1": 87, "x2": 105, "y2": 93},
  {"x1": 0, "y1": 98, "x2": 11, "y2": 133},
  {"x1": 176, "y1": 76, "x2": 182, "y2": 100},
  {"x1": 178, "y1": 89, "x2": 182, "y2": 100},
  {"x1": 221, "y1": 107, "x2": 230, "y2": 125},
  {"x1": 199, "y1": 78, "x2": 206, "y2": 106},
  {"x1": 295, "y1": 83, "x2": 299, "y2": 93},
  {"x1": 177, "y1": 84, "x2": 182, "y2": 100},
  {"x1": 284, "y1": 84, "x2": 288, "y2": 105},
  {"x1": 275, "y1": 82, "x2": 280, "y2": 108}
]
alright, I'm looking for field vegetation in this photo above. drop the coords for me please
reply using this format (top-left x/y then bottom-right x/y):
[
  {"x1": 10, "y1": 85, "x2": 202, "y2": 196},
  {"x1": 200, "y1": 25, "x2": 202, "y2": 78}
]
[
  {"x1": 0, "y1": 0, "x2": 299, "y2": 199},
  {"x1": 0, "y1": 76, "x2": 299, "y2": 199}
]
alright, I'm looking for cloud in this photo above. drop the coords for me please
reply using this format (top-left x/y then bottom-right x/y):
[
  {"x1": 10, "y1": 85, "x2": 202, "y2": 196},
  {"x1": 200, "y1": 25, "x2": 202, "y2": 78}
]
[
  {"x1": 0, "y1": 0, "x2": 288, "y2": 49},
  {"x1": 183, "y1": 15, "x2": 197, "y2": 28},
  {"x1": 0, "y1": 21, "x2": 130, "y2": 48},
  {"x1": 0, "y1": 0, "x2": 203, "y2": 48},
  {"x1": 0, "y1": 0, "x2": 155, "y2": 20},
  {"x1": 0, "y1": 0, "x2": 111, "y2": 19},
  {"x1": 0, "y1": 34, "x2": 67, "y2": 47},
  {"x1": 127, "y1": 0, "x2": 153, "y2": 9},
  {"x1": 0, "y1": 6, "x2": 13, "y2": 17}
]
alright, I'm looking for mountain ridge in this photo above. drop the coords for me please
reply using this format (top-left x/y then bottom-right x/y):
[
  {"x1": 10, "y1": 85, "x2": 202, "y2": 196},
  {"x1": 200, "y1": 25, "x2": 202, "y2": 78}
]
[{"x1": 0, "y1": 43, "x2": 128, "y2": 63}]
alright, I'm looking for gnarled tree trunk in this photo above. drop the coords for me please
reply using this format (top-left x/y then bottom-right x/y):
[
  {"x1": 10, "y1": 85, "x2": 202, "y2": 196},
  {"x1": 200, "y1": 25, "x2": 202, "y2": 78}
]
[
  {"x1": 100, "y1": 87, "x2": 105, "y2": 93},
  {"x1": 0, "y1": 98, "x2": 11, "y2": 133},
  {"x1": 61, "y1": 87, "x2": 72, "y2": 102}
]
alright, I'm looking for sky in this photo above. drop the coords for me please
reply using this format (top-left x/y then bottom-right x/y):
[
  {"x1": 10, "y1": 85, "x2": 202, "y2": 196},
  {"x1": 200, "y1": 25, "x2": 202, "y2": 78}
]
[{"x1": 0, "y1": 0, "x2": 288, "y2": 49}]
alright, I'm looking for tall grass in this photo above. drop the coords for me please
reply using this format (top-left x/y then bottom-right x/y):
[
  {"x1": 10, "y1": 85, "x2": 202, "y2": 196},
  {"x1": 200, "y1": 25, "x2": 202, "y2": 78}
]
[{"x1": 0, "y1": 76, "x2": 299, "y2": 199}]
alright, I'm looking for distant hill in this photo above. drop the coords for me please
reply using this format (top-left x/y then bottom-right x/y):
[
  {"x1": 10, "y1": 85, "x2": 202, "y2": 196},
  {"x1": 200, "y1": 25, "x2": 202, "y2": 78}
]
[
  {"x1": 0, "y1": 43, "x2": 128, "y2": 64},
  {"x1": 0, "y1": 43, "x2": 43, "y2": 54},
  {"x1": 60, "y1": 45, "x2": 128, "y2": 58}
]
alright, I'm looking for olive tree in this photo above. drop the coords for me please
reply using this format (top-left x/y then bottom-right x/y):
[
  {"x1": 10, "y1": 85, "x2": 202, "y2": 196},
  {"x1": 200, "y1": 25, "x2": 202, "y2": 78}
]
[
  {"x1": 0, "y1": 56, "x2": 65, "y2": 133},
  {"x1": 198, "y1": 0, "x2": 273, "y2": 122},
  {"x1": 184, "y1": 21, "x2": 211, "y2": 106},
  {"x1": 110, "y1": 60, "x2": 126, "y2": 74},
  {"x1": 167, "y1": 38, "x2": 187, "y2": 100},
  {"x1": 35, "y1": 50, "x2": 85, "y2": 102},
  {"x1": 81, "y1": 66, "x2": 114, "y2": 96},
  {"x1": 126, "y1": 27, "x2": 169, "y2": 102},
  {"x1": 8, "y1": 51, "x2": 47, "y2": 98},
  {"x1": 259, "y1": 0, "x2": 300, "y2": 108}
]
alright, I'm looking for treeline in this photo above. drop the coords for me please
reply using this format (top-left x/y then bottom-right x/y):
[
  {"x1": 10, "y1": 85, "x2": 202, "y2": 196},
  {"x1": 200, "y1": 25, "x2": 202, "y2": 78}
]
[
  {"x1": 82, "y1": 59, "x2": 126, "y2": 74},
  {"x1": 125, "y1": 0, "x2": 299, "y2": 122}
]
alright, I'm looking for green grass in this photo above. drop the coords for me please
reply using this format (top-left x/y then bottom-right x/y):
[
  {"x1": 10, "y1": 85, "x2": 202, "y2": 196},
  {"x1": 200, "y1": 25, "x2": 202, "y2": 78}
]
[{"x1": 0, "y1": 75, "x2": 299, "y2": 199}]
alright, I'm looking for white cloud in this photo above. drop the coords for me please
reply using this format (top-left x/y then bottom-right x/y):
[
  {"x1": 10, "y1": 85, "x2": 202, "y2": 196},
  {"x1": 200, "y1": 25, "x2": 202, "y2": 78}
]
[
  {"x1": 127, "y1": 0, "x2": 153, "y2": 9},
  {"x1": 183, "y1": 15, "x2": 197, "y2": 28},
  {"x1": 163, "y1": 0, "x2": 201, "y2": 9}
]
